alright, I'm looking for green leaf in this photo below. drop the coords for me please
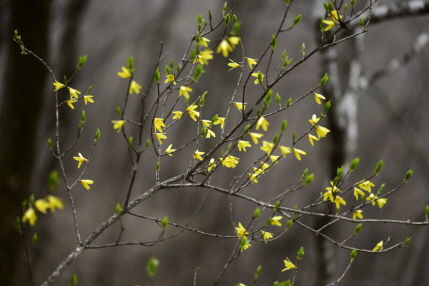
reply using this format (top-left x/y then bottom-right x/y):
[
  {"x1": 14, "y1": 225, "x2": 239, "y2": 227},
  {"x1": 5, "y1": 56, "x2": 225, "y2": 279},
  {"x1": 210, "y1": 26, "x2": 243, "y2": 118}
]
[
  {"x1": 292, "y1": 14, "x2": 301, "y2": 27},
  {"x1": 350, "y1": 249, "x2": 357, "y2": 261},
  {"x1": 69, "y1": 274, "x2": 78, "y2": 286},
  {"x1": 161, "y1": 216, "x2": 168, "y2": 230},
  {"x1": 146, "y1": 256, "x2": 160, "y2": 278},
  {"x1": 76, "y1": 55, "x2": 88, "y2": 70},
  {"x1": 374, "y1": 160, "x2": 384, "y2": 175},
  {"x1": 354, "y1": 223, "x2": 362, "y2": 234},
  {"x1": 297, "y1": 247, "x2": 304, "y2": 260},
  {"x1": 349, "y1": 157, "x2": 360, "y2": 171},
  {"x1": 255, "y1": 265, "x2": 262, "y2": 279},
  {"x1": 320, "y1": 73, "x2": 329, "y2": 85},
  {"x1": 94, "y1": 128, "x2": 101, "y2": 142},
  {"x1": 48, "y1": 170, "x2": 60, "y2": 192}
]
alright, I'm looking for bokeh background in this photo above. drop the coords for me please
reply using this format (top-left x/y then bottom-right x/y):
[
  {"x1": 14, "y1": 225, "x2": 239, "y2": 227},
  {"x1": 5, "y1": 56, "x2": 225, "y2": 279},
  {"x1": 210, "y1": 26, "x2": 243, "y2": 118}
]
[{"x1": 1, "y1": 0, "x2": 429, "y2": 285}]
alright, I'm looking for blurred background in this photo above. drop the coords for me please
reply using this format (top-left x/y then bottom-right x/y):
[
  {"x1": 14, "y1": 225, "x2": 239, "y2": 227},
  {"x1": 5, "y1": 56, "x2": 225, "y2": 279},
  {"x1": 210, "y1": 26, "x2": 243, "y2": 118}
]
[{"x1": 1, "y1": 0, "x2": 429, "y2": 285}]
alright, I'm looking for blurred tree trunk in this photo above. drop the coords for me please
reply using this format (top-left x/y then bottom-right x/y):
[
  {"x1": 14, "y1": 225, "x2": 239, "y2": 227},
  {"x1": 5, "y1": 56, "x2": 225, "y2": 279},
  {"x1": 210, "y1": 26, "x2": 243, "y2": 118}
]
[{"x1": 0, "y1": 0, "x2": 50, "y2": 284}]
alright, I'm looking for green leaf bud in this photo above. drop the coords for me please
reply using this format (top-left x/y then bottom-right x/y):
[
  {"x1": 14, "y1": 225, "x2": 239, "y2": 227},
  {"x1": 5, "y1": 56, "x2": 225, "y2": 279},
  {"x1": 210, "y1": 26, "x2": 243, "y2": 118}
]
[
  {"x1": 77, "y1": 54, "x2": 88, "y2": 70},
  {"x1": 297, "y1": 247, "x2": 304, "y2": 260},
  {"x1": 81, "y1": 110, "x2": 86, "y2": 121},
  {"x1": 115, "y1": 203, "x2": 122, "y2": 216},
  {"x1": 280, "y1": 119, "x2": 287, "y2": 133},
  {"x1": 286, "y1": 98, "x2": 292, "y2": 108},
  {"x1": 301, "y1": 43, "x2": 306, "y2": 55},
  {"x1": 402, "y1": 237, "x2": 411, "y2": 245},
  {"x1": 255, "y1": 265, "x2": 262, "y2": 279},
  {"x1": 320, "y1": 73, "x2": 329, "y2": 85},
  {"x1": 403, "y1": 169, "x2": 413, "y2": 183},
  {"x1": 87, "y1": 85, "x2": 92, "y2": 93},
  {"x1": 161, "y1": 216, "x2": 168, "y2": 230},
  {"x1": 94, "y1": 128, "x2": 101, "y2": 142},
  {"x1": 145, "y1": 139, "x2": 151, "y2": 148},
  {"x1": 146, "y1": 256, "x2": 159, "y2": 278},
  {"x1": 274, "y1": 200, "x2": 281, "y2": 212},
  {"x1": 276, "y1": 93, "x2": 282, "y2": 106},
  {"x1": 70, "y1": 274, "x2": 78, "y2": 286},
  {"x1": 376, "y1": 183, "x2": 385, "y2": 195},
  {"x1": 254, "y1": 207, "x2": 261, "y2": 218},
  {"x1": 273, "y1": 133, "x2": 279, "y2": 144},
  {"x1": 286, "y1": 219, "x2": 293, "y2": 230},
  {"x1": 374, "y1": 160, "x2": 384, "y2": 175},
  {"x1": 32, "y1": 232, "x2": 38, "y2": 244},
  {"x1": 48, "y1": 170, "x2": 60, "y2": 192},
  {"x1": 47, "y1": 138, "x2": 52, "y2": 149},
  {"x1": 154, "y1": 67, "x2": 160, "y2": 84},
  {"x1": 127, "y1": 56, "x2": 134, "y2": 72},
  {"x1": 156, "y1": 161, "x2": 160, "y2": 172},
  {"x1": 292, "y1": 14, "x2": 301, "y2": 27},
  {"x1": 350, "y1": 249, "x2": 357, "y2": 261},
  {"x1": 354, "y1": 223, "x2": 362, "y2": 234},
  {"x1": 115, "y1": 106, "x2": 121, "y2": 117},
  {"x1": 193, "y1": 65, "x2": 204, "y2": 82},
  {"x1": 349, "y1": 157, "x2": 360, "y2": 171}
]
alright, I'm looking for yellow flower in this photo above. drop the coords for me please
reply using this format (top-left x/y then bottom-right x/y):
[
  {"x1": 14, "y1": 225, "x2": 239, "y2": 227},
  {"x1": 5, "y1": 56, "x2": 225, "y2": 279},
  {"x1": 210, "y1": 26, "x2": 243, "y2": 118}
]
[
  {"x1": 220, "y1": 155, "x2": 239, "y2": 168},
  {"x1": 314, "y1": 92, "x2": 326, "y2": 104},
  {"x1": 238, "y1": 140, "x2": 251, "y2": 152},
  {"x1": 235, "y1": 222, "x2": 249, "y2": 238},
  {"x1": 186, "y1": 105, "x2": 200, "y2": 121},
  {"x1": 245, "y1": 57, "x2": 258, "y2": 69},
  {"x1": 293, "y1": 148, "x2": 306, "y2": 160},
  {"x1": 214, "y1": 117, "x2": 226, "y2": 129},
  {"x1": 323, "y1": 190, "x2": 334, "y2": 202},
  {"x1": 165, "y1": 144, "x2": 176, "y2": 156},
  {"x1": 22, "y1": 208, "x2": 37, "y2": 226},
  {"x1": 165, "y1": 74, "x2": 176, "y2": 85},
  {"x1": 228, "y1": 59, "x2": 241, "y2": 71},
  {"x1": 253, "y1": 167, "x2": 265, "y2": 175},
  {"x1": 200, "y1": 37, "x2": 210, "y2": 47},
  {"x1": 278, "y1": 145, "x2": 292, "y2": 158},
  {"x1": 216, "y1": 39, "x2": 233, "y2": 57},
  {"x1": 194, "y1": 150, "x2": 205, "y2": 161},
  {"x1": 249, "y1": 132, "x2": 263, "y2": 144},
  {"x1": 201, "y1": 120, "x2": 212, "y2": 127},
  {"x1": 309, "y1": 114, "x2": 320, "y2": 126},
  {"x1": 326, "y1": 181, "x2": 340, "y2": 193},
  {"x1": 154, "y1": 133, "x2": 167, "y2": 144},
  {"x1": 46, "y1": 196, "x2": 64, "y2": 212},
  {"x1": 261, "y1": 231, "x2": 273, "y2": 244},
  {"x1": 334, "y1": 195, "x2": 346, "y2": 209},
  {"x1": 68, "y1": 87, "x2": 81, "y2": 98},
  {"x1": 271, "y1": 216, "x2": 282, "y2": 226},
  {"x1": 129, "y1": 80, "x2": 142, "y2": 94},
  {"x1": 206, "y1": 129, "x2": 216, "y2": 138},
  {"x1": 84, "y1": 95, "x2": 94, "y2": 105},
  {"x1": 193, "y1": 50, "x2": 213, "y2": 65},
  {"x1": 269, "y1": 155, "x2": 280, "y2": 163},
  {"x1": 259, "y1": 162, "x2": 270, "y2": 172},
  {"x1": 260, "y1": 141, "x2": 275, "y2": 155},
  {"x1": 53, "y1": 81, "x2": 65, "y2": 92},
  {"x1": 353, "y1": 210, "x2": 363, "y2": 219},
  {"x1": 179, "y1": 86, "x2": 192, "y2": 100},
  {"x1": 207, "y1": 158, "x2": 217, "y2": 172},
  {"x1": 154, "y1": 118, "x2": 166, "y2": 133},
  {"x1": 233, "y1": 102, "x2": 246, "y2": 112},
  {"x1": 354, "y1": 187, "x2": 365, "y2": 200},
  {"x1": 373, "y1": 240, "x2": 383, "y2": 252},
  {"x1": 315, "y1": 125, "x2": 330, "y2": 138},
  {"x1": 67, "y1": 99, "x2": 78, "y2": 109},
  {"x1": 251, "y1": 72, "x2": 265, "y2": 84},
  {"x1": 247, "y1": 173, "x2": 259, "y2": 184},
  {"x1": 282, "y1": 258, "x2": 296, "y2": 271},
  {"x1": 240, "y1": 237, "x2": 252, "y2": 252},
  {"x1": 256, "y1": 116, "x2": 269, "y2": 131},
  {"x1": 228, "y1": 36, "x2": 240, "y2": 47},
  {"x1": 323, "y1": 10, "x2": 343, "y2": 31},
  {"x1": 73, "y1": 153, "x2": 88, "y2": 168},
  {"x1": 117, "y1": 66, "x2": 131, "y2": 78},
  {"x1": 112, "y1": 120, "x2": 126, "y2": 133},
  {"x1": 322, "y1": 19, "x2": 336, "y2": 31},
  {"x1": 308, "y1": 134, "x2": 320, "y2": 146},
  {"x1": 357, "y1": 180, "x2": 375, "y2": 193},
  {"x1": 367, "y1": 193, "x2": 387, "y2": 208},
  {"x1": 172, "y1": 111, "x2": 183, "y2": 119},
  {"x1": 80, "y1": 179, "x2": 94, "y2": 190},
  {"x1": 34, "y1": 199, "x2": 50, "y2": 214},
  {"x1": 376, "y1": 197, "x2": 387, "y2": 209}
]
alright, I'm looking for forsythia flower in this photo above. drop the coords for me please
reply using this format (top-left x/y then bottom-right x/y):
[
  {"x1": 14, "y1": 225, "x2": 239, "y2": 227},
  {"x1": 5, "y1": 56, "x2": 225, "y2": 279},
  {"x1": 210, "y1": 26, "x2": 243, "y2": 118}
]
[
  {"x1": 247, "y1": 173, "x2": 259, "y2": 184},
  {"x1": 260, "y1": 141, "x2": 275, "y2": 155},
  {"x1": 46, "y1": 196, "x2": 64, "y2": 212},
  {"x1": 260, "y1": 162, "x2": 270, "y2": 172},
  {"x1": 220, "y1": 155, "x2": 239, "y2": 168},
  {"x1": 353, "y1": 210, "x2": 363, "y2": 219},
  {"x1": 315, "y1": 125, "x2": 330, "y2": 138},
  {"x1": 73, "y1": 153, "x2": 88, "y2": 168},
  {"x1": 207, "y1": 158, "x2": 217, "y2": 172},
  {"x1": 314, "y1": 92, "x2": 326, "y2": 104},
  {"x1": 214, "y1": 117, "x2": 226, "y2": 129},
  {"x1": 357, "y1": 180, "x2": 375, "y2": 193},
  {"x1": 278, "y1": 145, "x2": 292, "y2": 158},
  {"x1": 256, "y1": 116, "x2": 269, "y2": 131},
  {"x1": 179, "y1": 86, "x2": 192, "y2": 100},
  {"x1": 235, "y1": 222, "x2": 249, "y2": 238},
  {"x1": 80, "y1": 179, "x2": 94, "y2": 190},
  {"x1": 354, "y1": 187, "x2": 365, "y2": 200},
  {"x1": 269, "y1": 155, "x2": 280, "y2": 163},
  {"x1": 67, "y1": 99, "x2": 78, "y2": 109},
  {"x1": 154, "y1": 133, "x2": 167, "y2": 144},
  {"x1": 84, "y1": 95, "x2": 94, "y2": 105},
  {"x1": 165, "y1": 144, "x2": 176, "y2": 156},
  {"x1": 22, "y1": 208, "x2": 37, "y2": 226},
  {"x1": 53, "y1": 81, "x2": 65, "y2": 91},
  {"x1": 282, "y1": 258, "x2": 297, "y2": 271},
  {"x1": 205, "y1": 129, "x2": 216, "y2": 138},
  {"x1": 200, "y1": 37, "x2": 210, "y2": 47},
  {"x1": 129, "y1": 80, "x2": 142, "y2": 94},
  {"x1": 261, "y1": 231, "x2": 273, "y2": 244},
  {"x1": 376, "y1": 198, "x2": 388, "y2": 208},
  {"x1": 308, "y1": 134, "x2": 320, "y2": 146},
  {"x1": 165, "y1": 74, "x2": 176, "y2": 85},
  {"x1": 193, "y1": 50, "x2": 213, "y2": 65},
  {"x1": 334, "y1": 195, "x2": 346, "y2": 209},
  {"x1": 117, "y1": 66, "x2": 131, "y2": 78},
  {"x1": 326, "y1": 181, "x2": 340, "y2": 193},
  {"x1": 293, "y1": 148, "x2": 307, "y2": 160},
  {"x1": 323, "y1": 10, "x2": 343, "y2": 31},
  {"x1": 112, "y1": 120, "x2": 126, "y2": 133},
  {"x1": 172, "y1": 111, "x2": 183, "y2": 119},
  {"x1": 228, "y1": 59, "x2": 241, "y2": 71},
  {"x1": 240, "y1": 237, "x2": 252, "y2": 252},
  {"x1": 251, "y1": 72, "x2": 265, "y2": 84},
  {"x1": 201, "y1": 120, "x2": 212, "y2": 127},
  {"x1": 233, "y1": 102, "x2": 246, "y2": 112},
  {"x1": 366, "y1": 193, "x2": 386, "y2": 208},
  {"x1": 194, "y1": 150, "x2": 205, "y2": 161},
  {"x1": 154, "y1": 118, "x2": 166, "y2": 133},
  {"x1": 228, "y1": 36, "x2": 240, "y2": 47},
  {"x1": 323, "y1": 190, "x2": 334, "y2": 202},
  {"x1": 253, "y1": 167, "x2": 265, "y2": 175},
  {"x1": 271, "y1": 216, "x2": 283, "y2": 226},
  {"x1": 309, "y1": 114, "x2": 320, "y2": 126},
  {"x1": 373, "y1": 240, "x2": 383, "y2": 252},
  {"x1": 249, "y1": 132, "x2": 263, "y2": 144},
  {"x1": 216, "y1": 39, "x2": 233, "y2": 57},
  {"x1": 34, "y1": 199, "x2": 50, "y2": 214},
  {"x1": 68, "y1": 87, "x2": 81, "y2": 98},
  {"x1": 245, "y1": 57, "x2": 258, "y2": 69},
  {"x1": 186, "y1": 105, "x2": 200, "y2": 121},
  {"x1": 238, "y1": 140, "x2": 251, "y2": 152}
]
